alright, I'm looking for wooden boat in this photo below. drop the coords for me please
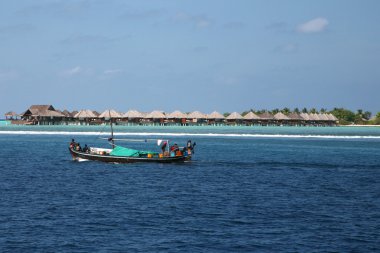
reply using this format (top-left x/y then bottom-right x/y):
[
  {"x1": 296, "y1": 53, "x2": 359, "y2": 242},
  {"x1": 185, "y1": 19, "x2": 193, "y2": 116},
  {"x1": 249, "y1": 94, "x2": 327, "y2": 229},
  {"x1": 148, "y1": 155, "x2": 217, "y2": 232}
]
[
  {"x1": 69, "y1": 145, "x2": 192, "y2": 163},
  {"x1": 69, "y1": 111, "x2": 194, "y2": 163}
]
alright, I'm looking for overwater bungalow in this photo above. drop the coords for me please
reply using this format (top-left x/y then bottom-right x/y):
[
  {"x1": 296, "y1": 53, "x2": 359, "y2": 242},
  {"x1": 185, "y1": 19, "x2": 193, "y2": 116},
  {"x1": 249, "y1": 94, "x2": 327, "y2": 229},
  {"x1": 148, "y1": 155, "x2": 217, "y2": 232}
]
[
  {"x1": 327, "y1": 113, "x2": 338, "y2": 123},
  {"x1": 4, "y1": 111, "x2": 19, "y2": 120},
  {"x1": 98, "y1": 109, "x2": 125, "y2": 125},
  {"x1": 273, "y1": 112, "x2": 291, "y2": 125},
  {"x1": 11, "y1": 104, "x2": 339, "y2": 126},
  {"x1": 167, "y1": 110, "x2": 187, "y2": 125},
  {"x1": 98, "y1": 110, "x2": 123, "y2": 122},
  {"x1": 226, "y1": 112, "x2": 243, "y2": 125},
  {"x1": 258, "y1": 112, "x2": 274, "y2": 125},
  {"x1": 187, "y1": 111, "x2": 207, "y2": 125},
  {"x1": 144, "y1": 111, "x2": 166, "y2": 125},
  {"x1": 123, "y1": 110, "x2": 144, "y2": 125},
  {"x1": 21, "y1": 105, "x2": 65, "y2": 125},
  {"x1": 207, "y1": 111, "x2": 225, "y2": 125},
  {"x1": 74, "y1": 110, "x2": 99, "y2": 125},
  {"x1": 93, "y1": 111, "x2": 100, "y2": 117},
  {"x1": 243, "y1": 112, "x2": 260, "y2": 125},
  {"x1": 287, "y1": 112, "x2": 304, "y2": 126},
  {"x1": 300, "y1": 113, "x2": 311, "y2": 122}
]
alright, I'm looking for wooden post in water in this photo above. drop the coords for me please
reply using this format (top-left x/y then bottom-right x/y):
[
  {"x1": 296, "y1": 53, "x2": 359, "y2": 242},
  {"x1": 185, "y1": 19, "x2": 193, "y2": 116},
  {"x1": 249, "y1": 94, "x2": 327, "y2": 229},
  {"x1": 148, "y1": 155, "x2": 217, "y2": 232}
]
[{"x1": 109, "y1": 110, "x2": 115, "y2": 149}]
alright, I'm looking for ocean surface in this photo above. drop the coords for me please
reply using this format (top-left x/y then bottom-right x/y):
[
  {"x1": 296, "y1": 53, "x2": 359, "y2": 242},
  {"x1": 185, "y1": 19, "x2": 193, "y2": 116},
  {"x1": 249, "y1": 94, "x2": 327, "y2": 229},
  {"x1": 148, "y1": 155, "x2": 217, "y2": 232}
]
[{"x1": 1, "y1": 125, "x2": 379, "y2": 252}]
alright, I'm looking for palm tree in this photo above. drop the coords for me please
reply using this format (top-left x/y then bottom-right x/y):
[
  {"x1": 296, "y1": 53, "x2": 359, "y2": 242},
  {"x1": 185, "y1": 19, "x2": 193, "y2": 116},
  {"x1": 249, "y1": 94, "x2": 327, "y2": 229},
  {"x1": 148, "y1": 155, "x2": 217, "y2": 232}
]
[
  {"x1": 281, "y1": 107, "x2": 290, "y2": 114},
  {"x1": 271, "y1": 108, "x2": 279, "y2": 114},
  {"x1": 363, "y1": 111, "x2": 372, "y2": 120},
  {"x1": 293, "y1": 108, "x2": 300, "y2": 113},
  {"x1": 302, "y1": 108, "x2": 308, "y2": 113}
]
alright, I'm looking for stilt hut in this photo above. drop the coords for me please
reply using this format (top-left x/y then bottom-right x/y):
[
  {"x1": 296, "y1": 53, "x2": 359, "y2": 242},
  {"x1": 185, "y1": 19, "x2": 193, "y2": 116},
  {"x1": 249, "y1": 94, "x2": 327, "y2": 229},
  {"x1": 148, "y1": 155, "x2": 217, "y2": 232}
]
[
  {"x1": 4, "y1": 111, "x2": 19, "y2": 120},
  {"x1": 144, "y1": 111, "x2": 166, "y2": 125},
  {"x1": 300, "y1": 113, "x2": 312, "y2": 125},
  {"x1": 74, "y1": 110, "x2": 98, "y2": 125},
  {"x1": 318, "y1": 113, "x2": 330, "y2": 125},
  {"x1": 187, "y1": 111, "x2": 207, "y2": 125},
  {"x1": 226, "y1": 112, "x2": 243, "y2": 125},
  {"x1": 274, "y1": 112, "x2": 290, "y2": 126},
  {"x1": 123, "y1": 110, "x2": 143, "y2": 125},
  {"x1": 207, "y1": 111, "x2": 225, "y2": 125},
  {"x1": 60, "y1": 109, "x2": 74, "y2": 125},
  {"x1": 21, "y1": 105, "x2": 65, "y2": 125},
  {"x1": 309, "y1": 113, "x2": 321, "y2": 126},
  {"x1": 287, "y1": 112, "x2": 304, "y2": 126},
  {"x1": 327, "y1": 113, "x2": 338, "y2": 124},
  {"x1": 98, "y1": 110, "x2": 123, "y2": 125},
  {"x1": 243, "y1": 112, "x2": 260, "y2": 125},
  {"x1": 167, "y1": 111, "x2": 188, "y2": 125},
  {"x1": 258, "y1": 112, "x2": 274, "y2": 125}
]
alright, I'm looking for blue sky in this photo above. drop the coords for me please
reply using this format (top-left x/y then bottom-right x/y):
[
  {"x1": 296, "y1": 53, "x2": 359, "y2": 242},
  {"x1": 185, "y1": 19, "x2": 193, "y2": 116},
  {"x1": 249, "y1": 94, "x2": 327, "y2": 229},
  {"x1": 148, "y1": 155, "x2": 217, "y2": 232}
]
[{"x1": 1, "y1": 0, "x2": 379, "y2": 115}]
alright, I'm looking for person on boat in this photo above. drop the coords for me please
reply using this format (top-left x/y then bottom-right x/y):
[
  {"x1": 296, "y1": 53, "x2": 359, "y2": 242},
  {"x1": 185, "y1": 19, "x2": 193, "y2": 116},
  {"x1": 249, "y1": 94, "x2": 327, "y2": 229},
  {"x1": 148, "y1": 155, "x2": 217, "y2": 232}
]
[
  {"x1": 75, "y1": 143, "x2": 82, "y2": 151},
  {"x1": 83, "y1": 144, "x2": 89, "y2": 153},
  {"x1": 170, "y1": 143, "x2": 179, "y2": 152},
  {"x1": 161, "y1": 141, "x2": 167, "y2": 154},
  {"x1": 70, "y1": 139, "x2": 76, "y2": 149},
  {"x1": 186, "y1": 140, "x2": 196, "y2": 154}
]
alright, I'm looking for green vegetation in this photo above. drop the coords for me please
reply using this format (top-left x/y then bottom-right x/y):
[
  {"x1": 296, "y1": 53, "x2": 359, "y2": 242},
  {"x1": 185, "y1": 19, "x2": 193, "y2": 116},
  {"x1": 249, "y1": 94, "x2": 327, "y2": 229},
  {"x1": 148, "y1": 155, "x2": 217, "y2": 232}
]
[{"x1": 234, "y1": 107, "x2": 380, "y2": 125}]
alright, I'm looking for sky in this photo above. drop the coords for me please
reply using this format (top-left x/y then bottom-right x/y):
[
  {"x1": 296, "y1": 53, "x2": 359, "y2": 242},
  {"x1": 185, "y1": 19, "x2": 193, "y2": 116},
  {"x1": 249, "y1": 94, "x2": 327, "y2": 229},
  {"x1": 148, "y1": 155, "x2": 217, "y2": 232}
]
[{"x1": 0, "y1": 0, "x2": 379, "y2": 116}]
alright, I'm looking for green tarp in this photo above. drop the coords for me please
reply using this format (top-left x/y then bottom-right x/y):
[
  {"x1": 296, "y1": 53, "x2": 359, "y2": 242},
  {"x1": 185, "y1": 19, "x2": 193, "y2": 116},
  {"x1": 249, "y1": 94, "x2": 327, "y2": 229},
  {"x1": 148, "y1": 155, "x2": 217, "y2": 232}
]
[{"x1": 110, "y1": 146, "x2": 158, "y2": 157}]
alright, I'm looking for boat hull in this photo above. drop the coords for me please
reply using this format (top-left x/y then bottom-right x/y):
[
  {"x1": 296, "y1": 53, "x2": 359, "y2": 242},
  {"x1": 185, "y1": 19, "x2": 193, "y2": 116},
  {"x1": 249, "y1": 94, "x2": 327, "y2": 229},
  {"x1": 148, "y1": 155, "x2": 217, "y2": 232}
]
[{"x1": 69, "y1": 148, "x2": 191, "y2": 163}]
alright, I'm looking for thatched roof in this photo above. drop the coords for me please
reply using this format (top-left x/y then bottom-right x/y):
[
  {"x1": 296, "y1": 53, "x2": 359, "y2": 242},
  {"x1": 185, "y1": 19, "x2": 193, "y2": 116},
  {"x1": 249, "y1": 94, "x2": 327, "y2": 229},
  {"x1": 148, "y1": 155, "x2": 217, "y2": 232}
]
[
  {"x1": 71, "y1": 110, "x2": 78, "y2": 116},
  {"x1": 74, "y1": 110, "x2": 98, "y2": 118},
  {"x1": 187, "y1": 111, "x2": 206, "y2": 119},
  {"x1": 287, "y1": 112, "x2": 303, "y2": 120},
  {"x1": 243, "y1": 111, "x2": 261, "y2": 120},
  {"x1": 310, "y1": 113, "x2": 321, "y2": 121},
  {"x1": 30, "y1": 105, "x2": 55, "y2": 111},
  {"x1": 300, "y1": 113, "x2": 311, "y2": 121},
  {"x1": 98, "y1": 110, "x2": 122, "y2": 118},
  {"x1": 93, "y1": 111, "x2": 100, "y2": 117},
  {"x1": 207, "y1": 111, "x2": 224, "y2": 119},
  {"x1": 319, "y1": 113, "x2": 330, "y2": 121},
  {"x1": 22, "y1": 105, "x2": 64, "y2": 117},
  {"x1": 167, "y1": 110, "x2": 187, "y2": 119},
  {"x1": 327, "y1": 113, "x2": 338, "y2": 121},
  {"x1": 145, "y1": 110, "x2": 166, "y2": 119},
  {"x1": 124, "y1": 110, "x2": 144, "y2": 118},
  {"x1": 274, "y1": 112, "x2": 290, "y2": 120},
  {"x1": 258, "y1": 112, "x2": 274, "y2": 120},
  {"x1": 62, "y1": 110, "x2": 72, "y2": 117},
  {"x1": 226, "y1": 112, "x2": 243, "y2": 120},
  {"x1": 5, "y1": 111, "x2": 18, "y2": 117}
]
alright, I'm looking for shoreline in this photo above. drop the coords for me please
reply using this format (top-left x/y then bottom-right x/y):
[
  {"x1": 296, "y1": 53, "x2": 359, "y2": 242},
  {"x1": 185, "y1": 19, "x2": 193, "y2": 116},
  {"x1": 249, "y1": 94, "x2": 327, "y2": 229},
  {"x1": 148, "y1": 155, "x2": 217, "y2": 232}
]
[{"x1": 342, "y1": 125, "x2": 380, "y2": 127}]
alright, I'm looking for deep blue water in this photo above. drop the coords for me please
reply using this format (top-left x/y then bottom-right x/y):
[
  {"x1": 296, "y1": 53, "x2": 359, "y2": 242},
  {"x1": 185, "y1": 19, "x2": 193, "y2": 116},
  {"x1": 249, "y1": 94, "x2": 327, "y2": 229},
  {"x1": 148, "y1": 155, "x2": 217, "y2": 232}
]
[{"x1": 1, "y1": 126, "x2": 380, "y2": 252}]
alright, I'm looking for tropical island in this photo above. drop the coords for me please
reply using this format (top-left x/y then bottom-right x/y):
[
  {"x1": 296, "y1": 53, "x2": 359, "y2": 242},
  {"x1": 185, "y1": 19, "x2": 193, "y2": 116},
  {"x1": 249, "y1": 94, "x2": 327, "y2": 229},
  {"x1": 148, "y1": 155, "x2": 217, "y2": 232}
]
[{"x1": 2, "y1": 104, "x2": 380, "y2": 126}]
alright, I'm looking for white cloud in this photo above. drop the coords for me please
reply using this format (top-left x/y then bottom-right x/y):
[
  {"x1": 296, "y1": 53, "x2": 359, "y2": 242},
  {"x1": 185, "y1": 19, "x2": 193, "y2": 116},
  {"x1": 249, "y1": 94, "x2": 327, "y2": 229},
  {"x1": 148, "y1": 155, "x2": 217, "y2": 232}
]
[
  {"x1": 61, "y1": 66, "x2": 92, "y2": 77},
  {"x1": 297, "y1": 17, "x2": 329, "y2": 33},
  {"x1": 65, "y1": 66, "x2": 82, "y2": 76}
]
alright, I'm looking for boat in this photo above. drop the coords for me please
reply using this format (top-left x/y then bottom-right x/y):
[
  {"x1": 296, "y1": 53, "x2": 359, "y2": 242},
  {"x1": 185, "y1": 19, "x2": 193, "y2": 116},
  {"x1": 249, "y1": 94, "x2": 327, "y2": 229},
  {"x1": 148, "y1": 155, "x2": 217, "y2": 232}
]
[{"x1": 69, "y1": 111, "x2": 195, "y2": 163}]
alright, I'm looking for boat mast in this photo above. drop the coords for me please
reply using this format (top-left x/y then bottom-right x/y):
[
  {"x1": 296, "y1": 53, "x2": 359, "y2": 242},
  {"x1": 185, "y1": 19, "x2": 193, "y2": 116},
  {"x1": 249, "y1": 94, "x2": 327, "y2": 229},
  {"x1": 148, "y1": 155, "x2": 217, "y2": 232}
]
[{"x1": 109, "y1": 110, "x2": 115, "y2": 149}]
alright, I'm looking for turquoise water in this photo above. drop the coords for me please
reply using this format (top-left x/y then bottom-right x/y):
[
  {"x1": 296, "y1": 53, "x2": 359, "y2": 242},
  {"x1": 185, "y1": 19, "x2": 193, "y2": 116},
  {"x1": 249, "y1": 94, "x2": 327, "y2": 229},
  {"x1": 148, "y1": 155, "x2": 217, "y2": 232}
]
[
  {"x1": 1, "y1": 125, "x2": 380, "y2": 252},
  {"x1": 1, "y1": 124, "x2": 380, "y2": 137},
  {"x1": 0, "y1": 120, "x2": 10, "y2": 126}
]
